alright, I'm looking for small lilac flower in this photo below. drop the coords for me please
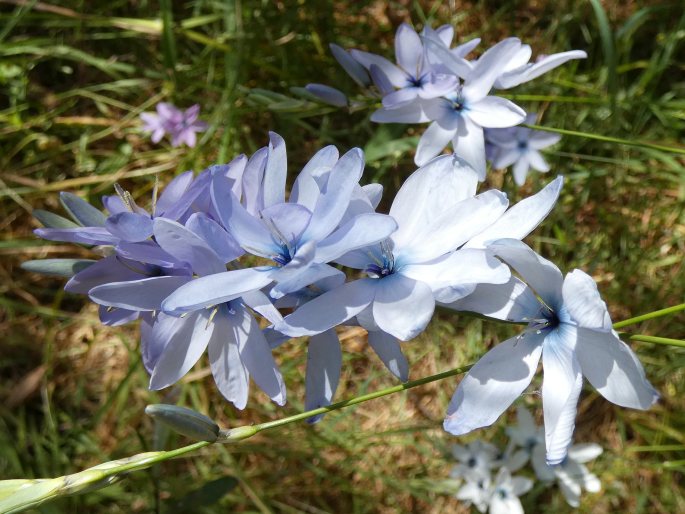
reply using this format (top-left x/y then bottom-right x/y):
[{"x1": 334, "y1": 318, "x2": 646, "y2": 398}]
[
  {"x1": 444, "y1": 239, "x2": 659, "y2": 465},
  {"x1": 141, "y1": 102, "x2": 208, "y2": 148},
  {"x1": 486, "y1": 114, "x2": 562, "y2": 185}
]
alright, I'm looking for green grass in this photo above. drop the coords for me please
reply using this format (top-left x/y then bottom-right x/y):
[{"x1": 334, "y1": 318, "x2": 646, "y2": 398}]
[{"x1": 0, "y1": 0, "x2": 684, "y2": 513}]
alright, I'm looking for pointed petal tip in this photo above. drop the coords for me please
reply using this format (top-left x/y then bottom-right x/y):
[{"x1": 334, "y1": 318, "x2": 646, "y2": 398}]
[{"x1": 443, "y1": 415, "x2": 476, "y2": 436}]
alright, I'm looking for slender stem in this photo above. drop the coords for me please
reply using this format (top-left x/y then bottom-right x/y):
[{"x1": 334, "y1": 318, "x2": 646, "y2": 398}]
[
  {"x1": 522, "y1": 123, "x2": 685, "y2": 155},
  {"x1": 626, "y1": 334, "x2": 685, "y2": 348},
  {"x1": 613, "y1": 303, "x2": 685, "y2": 329},
  {"x1": 256, "y1": 364, "x2": 472, "y2": 433}
]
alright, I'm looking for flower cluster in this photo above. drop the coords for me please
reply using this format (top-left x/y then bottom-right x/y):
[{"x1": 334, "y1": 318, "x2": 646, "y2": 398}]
[
  {"x1": 141, "y1": 102, "x2": 208, "y2": 147},
  {"x1": 306, "y1": 23, "x2": 585, "y2": 182},
  {"x1": 448, "y1": 406, "x2": 604, "y2": 512},
  {"x1": 27, "y1": 124, "x2": 656, "y2": 464}
]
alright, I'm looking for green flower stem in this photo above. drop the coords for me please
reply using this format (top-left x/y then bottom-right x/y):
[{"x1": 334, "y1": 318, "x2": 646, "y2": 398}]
[
  {"x1": 255, "y1": 364, "x2": 473, "y2": 433},
  {"x1": 522, "y1": 123, "x2": 685, "y2": 155},
  {"x1": 0, "y1": 364, "x2": 473, "y2": 512},
  {"x1": 626, "y1": 334, "x2": 685, "y2": 348},
  {"x1": 612, "y1": 303, "x2": 685, "y2": 329}
]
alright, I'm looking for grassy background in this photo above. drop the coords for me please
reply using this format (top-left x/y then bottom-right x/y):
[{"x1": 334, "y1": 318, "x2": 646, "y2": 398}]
[{"x1": 0, "y1": 0, "x2": 684, "y2": 512}]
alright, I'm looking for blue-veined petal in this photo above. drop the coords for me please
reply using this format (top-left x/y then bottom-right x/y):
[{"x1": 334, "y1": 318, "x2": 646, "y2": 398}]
[
  {"x1": 442, "y1": 276, "x2": 542, "y2": 323},
  {"x1": 368, "y1": 330, "x2": 409, "y2": 381},
  {"x1": 315, "y1": 213, "x2": 397, "y2": 264},
  {"x1": 561, "y1": 270, "x2": 612, "y2": 331},
  {"x1": 467, "y1": 96, "x2": 526, "y2": 128},
  {"x1": 390, "y1": 154, "x2": 478, "y2": 249},
  {"x1": 452, "y1": 116, "x2": 486, "y2": 180},
  {"x1": 395, "y1": 23, "x2": 422, "y2": 76},
  {"x1": 149, "y1": 310, "x2": 214, "y2": 390},
  {"x1": 576, "y1": 327, "x2": 659, "y2": 409},
  {"x1": 162, "y1": 268, "x2": 275, "y2": 315},
  {"x1": 153, "y1": 218, "x2": 225, "y2": 276},
  {"x1": 276, "y1": 279, "x2": 376, "y2": 337},
  {"x1": 305, "y1": 329, "x2": 342, "y2": 422},
  {"x1": 488, "y1": 239, "x2": 564, "y2": 309},
  {"x1": 465, "y1": 176, "x2": 563, "y2": 249},
  {"x1": 185, "y1": 212, "x2": 244, "y2": 263},
  {"x1": 154, "y1": 171, "x2": 193, "y2": 217},
  {"x1": 541, "y1": 323, "x2": 582, "y2": 465},
  {"x1": 444, "y1": 332, "x2": 544, "y2": 435},
  {"x1": 89, "y1": 275, "x2": 191, "y2": 311},
  {"x1": 231, "y1": 303, "x2": 286, "y2": 405},
  {"x1": 372, "y1": 274, "x2": 434, "y2": 341},
  {"x1": 301, "y1": 147, "x2": 364, "y2": 243},
  {"x1": 208, "y1": 305, "x2": 250, "y2": 409}
]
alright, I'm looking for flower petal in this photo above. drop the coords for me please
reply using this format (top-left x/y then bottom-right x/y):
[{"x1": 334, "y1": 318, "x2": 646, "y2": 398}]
[
  {"x1": 153, "y1": 218, "x2": 225, "y2": 275},
  {"x1": 185, "y1": 212, "x2": 244, "y2": 263},
  {"x1": 291, "y1": 145, "x2": 339, "y2": 209},
  {"x1": 232, "y1": 303, "x2": 286, "y2": 405},
  {"x1": 329, "y1": 43, "x2": 370, "y2": 87},
  {"x1": 467, "y1": 96, "x2": 526, "y2": 128},
  {"x1": 211, "y1": 175, "x2": 276, "y2": 258},
  {"x1": 444, "y1": 332, "x2": 544, "y2": 435},
  {"x1": 301, "y1": 147, "x2": 364, "y2": 243},
  {"x1": 315, "y1": 213, "x2": 397, "y2": 264},
  {"x1": 562, "y1": 269, "x2": 612, "y2": 331},
  {"x1": 442, "y1": 276, "x2": 541, "y2": 323},
  {"x1": 488, "y1": 239, "x2": 564, "y2": 309},
  {"x1": 305, "y1": 83, "x2": 348, "y2": 107},
  {"x1": 541, "y1": 323, "x2": 582, "y2": 465},
  {"x1": 208, "y1": 307, "x2": 250, "y2": 409},
  {"x1": 90, "y1": 276, "x2": 191, "y2": 311},
  {"x1": 305, "y1": 329, "x2": 342, "y2": 422},
  {"x1": 162, "y1": 268, "x2": 274, "y2": 315},
  {"x1": 390, "y1": 154, "x2": 479, "y2": 248},
  {"x1": 396, "y1": 190, "x2": 509, "y2": 262},
  {"x1": 367, "y1": 330, "x2": 409, "y2": 381},
  {"x1": 370, "y1": 100, "x2": 431, "y2": 123},
  {"x1": 395, "y1": 23, "x2": 422, "y2": 76},
  {"x1": 262, "y1": 132, "x2": 287, "y2": 209},
  {"x1": 463, "y1": 38, "x2": 522, "y2": 102},
  {"x1": 466, "y1": 176, "x2": 563, "y2": 249},
  {"x1": 576, "y1": 327, "x2": 659, "y2": 409},
  {"x1": 452, "y1": 117, "x2": 486, "y2": 180},
  {"x1": 350, "y1": 49, "x2": 406, "y2": 87},
  {"x1": 149, "y1": 310, "x2": 214, "y2": 390},
  {"x1": 414, "y1": 121, "x2": 455, "y2": 166},
  {"x1": 372, "y1": 274, "x2": 434, "y2": 341},
  {"x1": 276, "y1": 279, "x2": 376, "y2": 337}
]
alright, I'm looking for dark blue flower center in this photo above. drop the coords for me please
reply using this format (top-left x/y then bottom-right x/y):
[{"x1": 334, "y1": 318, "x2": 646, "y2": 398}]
[
  {"x1": 365, "y1": 241, "x2": 395, "y2": 279},
  {"x1": 496, "y1": 488, "x2": 509, "y2": 499},
  {"x1": 518, "y1": 140, "x2": 528, "y2": 151},
  {"x1": 272, "y1": 243, "x2": 294, "y2": 267},
  {"x1": 467, "y1": 457, "x2": 477, "y2": 468}
]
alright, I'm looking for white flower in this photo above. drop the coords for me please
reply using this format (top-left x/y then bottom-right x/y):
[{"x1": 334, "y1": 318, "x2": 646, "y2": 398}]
[
  {"x1": 444, "y1": 239, "x2": 659, "y2": 464},
  {"x1": 455, "y1": 467, "x2": 533, "y2": 514},
  {"x1": 532, "y1": 443, "x2": 603, "y2": 507},
  {"x1": 486, "y1": 114, "x2": 562, "y2": 185},
  {"x1": 450, "y1": 440, "x2": 503, "y2": 481}
]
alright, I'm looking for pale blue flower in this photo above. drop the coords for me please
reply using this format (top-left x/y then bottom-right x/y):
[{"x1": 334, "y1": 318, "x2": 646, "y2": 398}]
[
  {"x1": 349, "y1": 23, "x2": 459, "y2": 108},
  {"x1": 373, "y1": 38, "x2": 527, "y2": 178},
  {"x1": 275, "y1": 156, "x2": 511, "y2": 343},
  {"x1": 160, "y1": 133, "x2": 397, "y2": 310},
  {"x1": 486, "y1": 114, "x2": 562, "y2": 185},
  {"x1": 444, "y1": 239, "x2": 659, "y2": 465}
]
